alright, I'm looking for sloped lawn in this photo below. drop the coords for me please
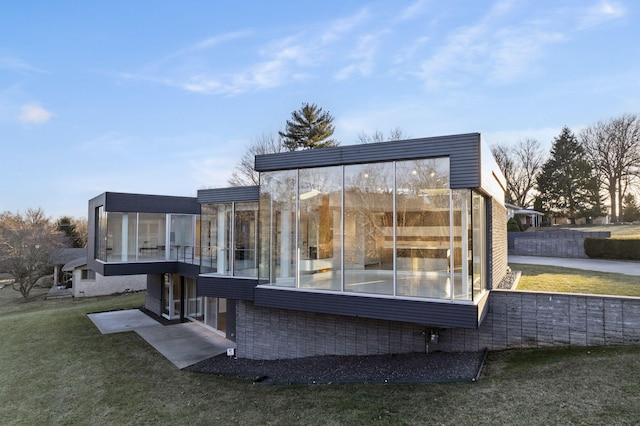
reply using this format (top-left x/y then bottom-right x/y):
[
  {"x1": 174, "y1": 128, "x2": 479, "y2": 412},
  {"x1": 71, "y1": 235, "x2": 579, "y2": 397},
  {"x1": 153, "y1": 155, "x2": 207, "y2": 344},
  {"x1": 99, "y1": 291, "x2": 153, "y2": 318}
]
[
  {"x1": 1, "y1": 287, "x2": 639, "y2": 425},
  {"x1": 512, "y1": 263, "x2": 640, "y2": 297}
]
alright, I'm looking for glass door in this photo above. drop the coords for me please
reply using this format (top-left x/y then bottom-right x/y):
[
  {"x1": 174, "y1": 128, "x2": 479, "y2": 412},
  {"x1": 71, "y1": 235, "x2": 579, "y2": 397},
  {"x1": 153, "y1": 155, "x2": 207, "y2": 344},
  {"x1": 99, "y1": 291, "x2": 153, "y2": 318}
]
[
  {"x1": 185, "y1": 278, "x2": 202, "y2": 321},
  {"x1": 203, "y1": 297, "x2": 227, "y2": 334},
  {"x1": 162, "y1": 274, "x2": 181, "y2": 320}
]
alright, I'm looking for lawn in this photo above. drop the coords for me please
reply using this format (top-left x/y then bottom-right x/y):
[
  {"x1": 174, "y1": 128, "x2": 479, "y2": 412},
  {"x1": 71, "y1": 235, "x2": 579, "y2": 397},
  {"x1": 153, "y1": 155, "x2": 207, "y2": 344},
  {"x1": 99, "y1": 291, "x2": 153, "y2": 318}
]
[
  {"x1": 511, "y1": 263, "x2": 640, "y2": 297},
  {"x1": 1, "y1": 287, "x2": 640, "y2": 425},
  {"x1": 557, "y1": 223, "x2": 640, "y2": 239}
]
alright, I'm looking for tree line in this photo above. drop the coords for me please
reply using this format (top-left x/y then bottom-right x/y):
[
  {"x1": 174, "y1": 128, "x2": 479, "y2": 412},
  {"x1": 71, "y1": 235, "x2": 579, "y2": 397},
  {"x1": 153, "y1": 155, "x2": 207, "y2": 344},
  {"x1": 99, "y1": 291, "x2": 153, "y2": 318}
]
[
  {"x1": 491, "y1": 113, "x2": 640, "y2": 224},
  {"x1": 0, "y1": 210, "x2": 87, "y2": 300}
]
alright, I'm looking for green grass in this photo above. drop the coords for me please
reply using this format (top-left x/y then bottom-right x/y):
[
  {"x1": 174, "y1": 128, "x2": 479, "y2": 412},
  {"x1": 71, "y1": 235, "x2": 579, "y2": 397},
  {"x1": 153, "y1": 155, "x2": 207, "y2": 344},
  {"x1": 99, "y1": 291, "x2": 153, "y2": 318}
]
[
  {"x1": 512, "y1": 263, "x2": 640, "y2": 296},
  {"x1": 556, "y1": 224, "x2": 640, "y2": 239},
  {"x1": 2, "y1": 287, "x2": 640, "y2": 425}
]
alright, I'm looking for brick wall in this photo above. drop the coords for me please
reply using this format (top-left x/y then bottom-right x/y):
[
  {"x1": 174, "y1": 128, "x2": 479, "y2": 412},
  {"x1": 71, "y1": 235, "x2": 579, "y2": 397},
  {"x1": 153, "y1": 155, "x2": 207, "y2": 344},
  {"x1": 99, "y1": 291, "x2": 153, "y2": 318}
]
[
  {"x1": 491, "y1": 199, "x2": 508, "y2": 288},
  {"x1": 235, "y1": 291, "x2": 640, "y2": 359},
  {"x1": 145, "y1": 274, "x2": 162, "y2": 316}
]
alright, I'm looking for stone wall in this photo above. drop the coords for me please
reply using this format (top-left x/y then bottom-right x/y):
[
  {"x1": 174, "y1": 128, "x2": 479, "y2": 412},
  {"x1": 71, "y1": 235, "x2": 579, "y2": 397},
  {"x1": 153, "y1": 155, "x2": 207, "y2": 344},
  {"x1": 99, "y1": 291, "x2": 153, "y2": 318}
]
[
  {"x1": 145, "y1": 274, "x2": 163, "y2": 316},
  {"x1": 235, "y1": 290, "x2": 640, "y2": 359},
  {"x1": 508, "y1": 230, "x2": 611, "y2": 258}
]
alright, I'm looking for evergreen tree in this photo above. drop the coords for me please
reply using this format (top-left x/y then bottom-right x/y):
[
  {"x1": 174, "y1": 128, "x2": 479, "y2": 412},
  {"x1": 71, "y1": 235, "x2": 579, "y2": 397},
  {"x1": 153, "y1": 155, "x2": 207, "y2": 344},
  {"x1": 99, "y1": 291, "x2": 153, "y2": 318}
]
[
  {"x1": 56, "y1": 216, "x2": 86, "y2": 248},
  {"x1": 279, "y1": 103, "x2": 338, "y2": 151},
  {"x1": 536, "y1": 127, "x2": 598, "y2": 223},
  {"x1": 623, "y1": 194, "x2": 640, "y2": 222}
]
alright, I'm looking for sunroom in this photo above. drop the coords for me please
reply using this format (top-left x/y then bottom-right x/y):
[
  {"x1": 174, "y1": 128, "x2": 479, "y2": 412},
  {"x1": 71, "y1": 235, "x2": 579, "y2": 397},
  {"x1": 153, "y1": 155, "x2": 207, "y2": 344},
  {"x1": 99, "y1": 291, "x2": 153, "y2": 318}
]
[{"x1": 251, "y1": 133, "x2": 506, "y2": 329}]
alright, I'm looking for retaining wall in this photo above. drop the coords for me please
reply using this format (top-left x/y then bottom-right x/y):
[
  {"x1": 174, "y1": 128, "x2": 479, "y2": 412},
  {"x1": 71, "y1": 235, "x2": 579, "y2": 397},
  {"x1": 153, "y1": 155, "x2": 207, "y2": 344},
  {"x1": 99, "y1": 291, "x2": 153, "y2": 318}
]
[
  {"x1": 236, "y1": 291, "x2": 640, "y2": 359},
  {"x1": 508, "y1": 230, "x2": 610, "y2": 258}
]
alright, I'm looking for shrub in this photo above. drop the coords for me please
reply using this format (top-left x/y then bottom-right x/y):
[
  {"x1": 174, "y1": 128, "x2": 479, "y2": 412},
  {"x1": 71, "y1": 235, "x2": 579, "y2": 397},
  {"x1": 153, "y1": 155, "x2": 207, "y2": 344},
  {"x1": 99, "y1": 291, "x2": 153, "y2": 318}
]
[
  {"x1": 507, "y1": 217, "x2": 522, "y2": 232},
  {"x1": 584, "y1": 238, "x2": 640, "y2": 261}
]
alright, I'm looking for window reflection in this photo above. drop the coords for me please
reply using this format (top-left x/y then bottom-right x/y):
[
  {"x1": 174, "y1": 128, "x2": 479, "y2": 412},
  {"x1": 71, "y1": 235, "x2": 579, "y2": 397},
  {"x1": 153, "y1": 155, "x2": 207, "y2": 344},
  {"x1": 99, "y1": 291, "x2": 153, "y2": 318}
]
[
  {"x1": 344, "y1": 162, "x2": 394, "y2": 295},
  {"x1": 298, "y1": 166, "x2": 342, "y2": 291},
  {"x1": 257, "y1": 157, "x2": 486, "y2": 302}
]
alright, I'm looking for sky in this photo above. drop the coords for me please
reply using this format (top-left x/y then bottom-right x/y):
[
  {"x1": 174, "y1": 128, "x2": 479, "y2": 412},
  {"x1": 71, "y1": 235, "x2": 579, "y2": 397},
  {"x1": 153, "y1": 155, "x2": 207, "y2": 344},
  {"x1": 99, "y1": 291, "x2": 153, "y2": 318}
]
[{"x1": 1, "y1": 0, "x2": 638, "y2": 219}]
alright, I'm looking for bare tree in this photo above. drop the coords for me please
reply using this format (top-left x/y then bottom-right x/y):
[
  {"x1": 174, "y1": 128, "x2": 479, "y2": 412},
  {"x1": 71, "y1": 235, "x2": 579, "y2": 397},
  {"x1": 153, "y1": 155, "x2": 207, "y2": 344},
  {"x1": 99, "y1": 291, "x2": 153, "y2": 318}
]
[
  {"x1": 491, "y1": 139, "x2": 545, "y2": 208},
  {"x1": 0, "y1": 209, "x2": 66, "y2": 300},
  {"x1": 580, "y1": 114, "x2": 640, "y2": 222},
  {"x1": 358, "y1": 127, "x2": 408, "y2": 144},
  {"x1": 227, "y1": 132, "x2": 288, "y2": 187}
]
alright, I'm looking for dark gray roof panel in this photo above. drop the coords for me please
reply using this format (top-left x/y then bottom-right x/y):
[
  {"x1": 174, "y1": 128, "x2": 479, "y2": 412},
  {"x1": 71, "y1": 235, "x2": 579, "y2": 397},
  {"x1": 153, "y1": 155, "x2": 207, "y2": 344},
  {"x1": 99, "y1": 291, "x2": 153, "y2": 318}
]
[
  {"x1": 197, "y1": 186, "x2": 259, "y2": 204},
  {"x1": 102, "y1": 192, "x2": 200, "y2": 214},
  {"x1": 255, "y1": 133, "x2": 482, "y2": 189}
]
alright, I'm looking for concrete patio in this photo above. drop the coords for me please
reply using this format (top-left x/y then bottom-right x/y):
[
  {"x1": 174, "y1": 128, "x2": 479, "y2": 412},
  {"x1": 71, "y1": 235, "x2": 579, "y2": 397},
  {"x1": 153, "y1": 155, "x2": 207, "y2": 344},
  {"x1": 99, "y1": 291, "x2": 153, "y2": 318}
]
[{"x1": 88, "y1": 309, "x2": 236, "y2": 369}]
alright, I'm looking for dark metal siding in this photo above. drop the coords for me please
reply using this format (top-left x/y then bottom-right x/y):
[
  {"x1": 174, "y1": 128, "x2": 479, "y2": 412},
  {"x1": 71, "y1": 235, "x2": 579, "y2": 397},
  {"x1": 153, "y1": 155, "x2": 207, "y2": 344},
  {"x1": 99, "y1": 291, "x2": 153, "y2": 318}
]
[
  {"x1": 87, "y1": 194, "x2": 106, "y2": 274},
  {"x1": 253, "y1": 287, "x2": 481, "y2": 329},
  {"x1": 103, "y1": 192, "x2": 200, "y2": 214},
  {"x1": 197, "y1": 276, "x2": 258, "y2": 300},
  {"x1": 197, "y1": 186, "x2": 259, "y2": 203},
  {"x1": 101, "y1": 261, "x2": 198, "y2": 278},
  {"x1": 255, "y1": 133, "x2": 481, "y2": 189}
]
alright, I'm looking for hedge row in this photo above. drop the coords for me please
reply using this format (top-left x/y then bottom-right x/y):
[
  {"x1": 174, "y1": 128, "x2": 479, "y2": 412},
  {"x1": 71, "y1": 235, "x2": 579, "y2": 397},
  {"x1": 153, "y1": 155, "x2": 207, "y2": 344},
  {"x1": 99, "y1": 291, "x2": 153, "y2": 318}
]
[{"x1": 584, "y1": 238, "x2": 640, "y2": 261}]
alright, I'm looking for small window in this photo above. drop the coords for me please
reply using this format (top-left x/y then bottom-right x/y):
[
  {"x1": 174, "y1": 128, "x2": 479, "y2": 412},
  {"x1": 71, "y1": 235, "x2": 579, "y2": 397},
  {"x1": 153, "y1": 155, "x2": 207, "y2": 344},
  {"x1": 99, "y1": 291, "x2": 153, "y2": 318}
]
[{"x1": 82, "y1": 269, "x2": 96, "y2": 281}]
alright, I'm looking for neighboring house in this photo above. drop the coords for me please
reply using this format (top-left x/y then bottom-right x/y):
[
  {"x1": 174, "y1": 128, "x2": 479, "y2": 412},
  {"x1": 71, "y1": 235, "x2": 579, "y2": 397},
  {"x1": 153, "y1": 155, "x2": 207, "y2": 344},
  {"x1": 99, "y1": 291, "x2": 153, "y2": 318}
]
[
  {"x1": 87, "y1": 133, "x2": 508, "y2": 359},
  {"x1": 505, "y1": 202, "x2": 544, "y2": 228},
  {"x1": 62, "y1": 254, "x2": 146, "y2": 298},
  {"x1": 52, "y1": 248, "x2": 86, "y2": 287},
  {"x1": 53, "y1": 248, "x2": 145, "y2": 297}
]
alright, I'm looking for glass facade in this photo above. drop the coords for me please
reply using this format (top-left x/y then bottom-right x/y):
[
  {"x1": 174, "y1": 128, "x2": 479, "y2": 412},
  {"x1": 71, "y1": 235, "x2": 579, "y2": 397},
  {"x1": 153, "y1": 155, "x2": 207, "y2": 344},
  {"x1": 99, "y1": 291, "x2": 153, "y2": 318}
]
[
  {"x1": 200, "y1": 201, "x2": 258, "y2": 277},
  {"x1": 259, "y1": 158, "x2": 488, "y2": 302},
  {"x1": 94, "y1": 209, "x2": 198, "y2": 264}
]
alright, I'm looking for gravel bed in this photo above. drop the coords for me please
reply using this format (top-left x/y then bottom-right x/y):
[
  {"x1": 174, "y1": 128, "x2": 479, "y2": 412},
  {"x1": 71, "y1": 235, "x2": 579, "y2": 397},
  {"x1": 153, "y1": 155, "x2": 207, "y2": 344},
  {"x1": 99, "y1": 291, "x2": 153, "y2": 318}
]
[
  {"x1": 186, "y1": 350, "x2": 487, "y2": 385},
  {"x1": 496, "y1": 268, "x2": 521, "y2": 290}
]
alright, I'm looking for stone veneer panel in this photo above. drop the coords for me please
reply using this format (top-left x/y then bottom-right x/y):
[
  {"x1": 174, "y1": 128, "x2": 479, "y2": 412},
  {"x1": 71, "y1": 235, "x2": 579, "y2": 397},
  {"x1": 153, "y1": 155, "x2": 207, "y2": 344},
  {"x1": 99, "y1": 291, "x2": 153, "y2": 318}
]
[{"x1": 235, "y1": 291, "x2": 640, "y2": 360}]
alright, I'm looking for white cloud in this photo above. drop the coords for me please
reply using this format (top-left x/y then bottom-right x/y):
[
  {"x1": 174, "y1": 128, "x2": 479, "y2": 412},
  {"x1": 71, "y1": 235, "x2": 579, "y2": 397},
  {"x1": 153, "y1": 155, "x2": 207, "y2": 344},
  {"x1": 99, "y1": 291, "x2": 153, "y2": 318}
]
[
  {"x1": 334, "y1": 32, "x2": 384, "y2": 80},
  {"x1": 393, "y1": 0, "x2": 429, "y2": 23},
  {"x1": 0, "y1": 57, "x2": 47, "y2": 74},
  {"x1": 414, "y1": 0, "x2": 625, "y2": 90},
  {"x1": 18, "y1": 103, "x2": 53, "y2": 124},
  {"x1": 321, "y1": 8, "x2": 370, "y2": 44},
  {"x1": 578, "y1": 0, "x2": 626, "y2": 29}
]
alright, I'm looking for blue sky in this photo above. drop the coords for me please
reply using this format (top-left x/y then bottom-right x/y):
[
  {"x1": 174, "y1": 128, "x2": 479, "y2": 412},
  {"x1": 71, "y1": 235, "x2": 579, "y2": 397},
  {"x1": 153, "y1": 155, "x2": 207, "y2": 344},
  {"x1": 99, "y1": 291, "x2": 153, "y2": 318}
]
[{"x1": 1, "y1": 0, "x2": 637, "y2": 218}]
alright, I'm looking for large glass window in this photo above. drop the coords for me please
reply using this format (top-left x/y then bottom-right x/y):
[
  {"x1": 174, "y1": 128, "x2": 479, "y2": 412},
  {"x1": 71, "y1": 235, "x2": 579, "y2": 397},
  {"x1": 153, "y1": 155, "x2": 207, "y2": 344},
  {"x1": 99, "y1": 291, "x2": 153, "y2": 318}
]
[
  {"x1": 257, "y1": 158, "x2": 487, "y2": 302},
  {"x1": 106, "y1": 212, "x2": 136, "y2": 262},
  {"x1": 259, "y1": 170, "x2": 297, "y2": 286},
  {"x1": 298, "y1": 166, "x2": 342, "y2": 291},
  {"x1": 343, "y1": 162, "x2": 394, "y2": 295},
  {"x1": 472, "y1": 191, "x2": 485, "y2": 299},
  {"x1": 451, "y1": 189, "x2": 472, "y2": 300},
  {"x1": 138, "y1": 213, "x2": 167, "y2": 261},
  {"x1": 96, "y1": 206, "x2": 107, "y2": 261},
  {"x1": 395, "y1": 159, "x2": 451, "y2": 298},
  {"x1": 200, "y1": 202, "x2": 258, "y2": 277},
  {"x1": 170, "y1": 214, "x2": 195, "y2": 262},
  {"x1": 233, "y1": 202, "x2": 258, "y2": 277}
]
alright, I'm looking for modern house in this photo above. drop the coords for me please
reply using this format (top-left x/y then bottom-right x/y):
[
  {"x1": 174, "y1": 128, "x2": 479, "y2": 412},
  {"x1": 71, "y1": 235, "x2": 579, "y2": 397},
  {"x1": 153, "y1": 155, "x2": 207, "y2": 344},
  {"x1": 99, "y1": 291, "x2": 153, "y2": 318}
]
[{"x1": 87, "y1": 133, "x2": 508, "y2": 359}]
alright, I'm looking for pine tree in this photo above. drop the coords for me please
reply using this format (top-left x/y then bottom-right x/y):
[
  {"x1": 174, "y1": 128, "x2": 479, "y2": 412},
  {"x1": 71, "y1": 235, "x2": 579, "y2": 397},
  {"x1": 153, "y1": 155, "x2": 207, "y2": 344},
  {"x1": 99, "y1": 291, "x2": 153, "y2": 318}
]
[
  {"x1": 623, "y1": 194, "x2": 640, "y2": 222},
  {"x1": 279, "y1": 103, "x2": 339, "y2": 151},
  {"x1": 536, "y1": 127, "x2": 598, "y2": 223}
]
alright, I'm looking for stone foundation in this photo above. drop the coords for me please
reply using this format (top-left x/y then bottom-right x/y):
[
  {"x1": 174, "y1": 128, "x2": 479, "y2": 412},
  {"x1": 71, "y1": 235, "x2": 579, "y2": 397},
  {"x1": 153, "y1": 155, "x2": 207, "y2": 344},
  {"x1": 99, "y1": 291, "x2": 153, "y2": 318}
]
[{"x1": 236, "y1": 291, "x2": 640, "y2": 359}]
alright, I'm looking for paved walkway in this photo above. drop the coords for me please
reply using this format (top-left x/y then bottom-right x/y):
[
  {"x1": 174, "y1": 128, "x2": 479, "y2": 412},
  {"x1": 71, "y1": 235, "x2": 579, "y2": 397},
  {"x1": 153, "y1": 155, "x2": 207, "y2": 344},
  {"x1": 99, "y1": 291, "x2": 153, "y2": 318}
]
[
  {"x1": 509, "y1": 255, "x2": 640, "y2": 276},
  {"x1": 88, "y1": 309, "x2": 236, "y2": 369}
]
